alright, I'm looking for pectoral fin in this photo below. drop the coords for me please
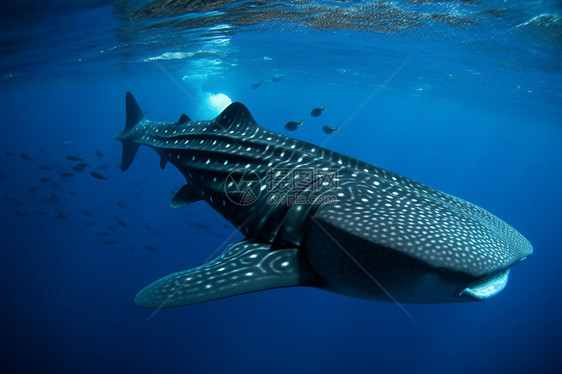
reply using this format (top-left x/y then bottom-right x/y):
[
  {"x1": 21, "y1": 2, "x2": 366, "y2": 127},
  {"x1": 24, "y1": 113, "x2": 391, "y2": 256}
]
[
  {"x1": 134, "y1": 239, "x2": 319, "y2": 308},
  {"x1": 170, "y1": 184, "x2": 201, "y2": 208}
]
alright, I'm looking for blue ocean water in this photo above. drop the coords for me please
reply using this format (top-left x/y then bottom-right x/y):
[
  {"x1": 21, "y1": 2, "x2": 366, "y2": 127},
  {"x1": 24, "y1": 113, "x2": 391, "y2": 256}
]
[{"x1": 1, "y1": 0, "x2": 561, "y2": 373}]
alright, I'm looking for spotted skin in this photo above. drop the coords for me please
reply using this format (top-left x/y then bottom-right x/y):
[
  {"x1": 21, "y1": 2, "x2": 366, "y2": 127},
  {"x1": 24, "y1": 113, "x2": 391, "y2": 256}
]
[
  {"x1": 116, "y1": 92, "x2": 532, "y2": 308},
  {"x1": 135, "y1": 240, "x2": 318, "y2": 308},
  {"x1": 312, "y1": 167, "x2": 531, "y2": 277}
]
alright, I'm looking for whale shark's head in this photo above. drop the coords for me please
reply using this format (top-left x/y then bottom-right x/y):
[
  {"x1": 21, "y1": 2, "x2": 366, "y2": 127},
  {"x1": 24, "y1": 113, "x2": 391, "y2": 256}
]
[{"x1": 305, "y1": 172, "x2": 533, "y2": 303}]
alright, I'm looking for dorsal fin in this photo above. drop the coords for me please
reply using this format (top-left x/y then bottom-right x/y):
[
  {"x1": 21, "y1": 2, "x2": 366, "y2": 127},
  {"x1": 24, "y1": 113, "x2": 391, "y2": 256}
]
[
  {"x1": 177, "y1": 113, "x2": 191, "y2": 125},
  {"x1": 215, "y1": 102, "x2": 259, "y2": 130}
]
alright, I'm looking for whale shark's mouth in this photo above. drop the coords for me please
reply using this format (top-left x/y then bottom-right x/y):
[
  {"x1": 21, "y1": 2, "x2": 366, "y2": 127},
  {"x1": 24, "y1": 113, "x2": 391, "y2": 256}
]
[{"x1": 458, "y1": 268, "x2": 511, "y2": 300}]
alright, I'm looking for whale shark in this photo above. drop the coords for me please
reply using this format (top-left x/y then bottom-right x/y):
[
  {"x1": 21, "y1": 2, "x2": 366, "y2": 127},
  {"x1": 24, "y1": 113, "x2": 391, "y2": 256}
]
[{"x1": 115, "y1": 92, "x2": 532, "y2": 308}]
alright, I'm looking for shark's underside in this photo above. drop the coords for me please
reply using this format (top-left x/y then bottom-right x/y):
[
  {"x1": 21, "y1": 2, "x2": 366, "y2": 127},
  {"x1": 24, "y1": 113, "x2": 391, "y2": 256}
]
[{"x1": 115, "y1": 92, "x2": 532, "y2": 308}]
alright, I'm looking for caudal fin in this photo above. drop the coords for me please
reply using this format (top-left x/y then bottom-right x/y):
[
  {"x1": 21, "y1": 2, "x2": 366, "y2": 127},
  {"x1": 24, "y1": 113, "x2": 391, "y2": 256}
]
[
  {"x1": 114, "y1": 92, "x2": 144, "y2": 171},
  {"x1": 124, "y1": 91, "x2": 144, "y2": 131}
]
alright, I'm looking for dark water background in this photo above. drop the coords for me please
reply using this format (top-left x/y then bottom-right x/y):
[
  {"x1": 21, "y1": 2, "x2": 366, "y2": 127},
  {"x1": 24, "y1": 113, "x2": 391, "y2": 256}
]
[{"x1": 1, "y1": 1, "x2": 561, "y2": 373}]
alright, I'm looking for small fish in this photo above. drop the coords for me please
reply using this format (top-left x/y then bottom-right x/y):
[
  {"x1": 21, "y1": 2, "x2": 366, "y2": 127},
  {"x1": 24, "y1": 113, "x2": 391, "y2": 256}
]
[
  {"x1": 90, "y1": 171, "x2": 107, "y2": 180},
  {"x1": 115, "y1": 217, "x2": 128, "y2": 228},
  {"x1": 38, "y1": 164, "x2": 54, "y2": 170},
  {"x1": 40, "y1": 177, "x2": 51, "y2": 183},
  {"x1": 81, "y1": 209, "x2": 93, "y2": 217},
  {"x1": 98, "y1": 164, "x2": 111, "y2": 170},
  {"x1": 95, "y1": 151, "x2": 104, "y2": 157},
  {"x1": 63, "y1": 140, "x2": 73, "y2": 145},
  {"x1": 192, "y1": 222, "x2": 214, "y2": 232},
  {"x1": 322, "y1": 125, "x2": 339, "y2": 134},
  {"x1": 0, "y1": 174, "x2": 7, "y2": 180},
  {"x1": 311, "y1": 107, "x2": 326, "y2": 117},
  {"x1": 60, "y1": 172, "x2": 74, "y2": 178},
  {"x1": 27, "y1": 186, "x2": 40, "y2": 194},
  {"x1": 4, "y1": 152, "x2": 14, "y2": 157},
  {"x1": 144, "y1": 244, "x2": 158, "y2": 252},
  {"x1": 103, "y1": 240, "x2": 119, "y2": 245},
  {"x1": 6, "y1": 197, "x2": 24, "y2": 207},
  {"x1": 271, "y1": 75, "x2": 283, "y2": 83},
  {"x1": 117, "y1": 202, "x2": 126, "y2": 208},
  {"x1": 68, "y1": 190, "x2": 80, "y2": 197},
  {"x1": 55, "y1": 211, "x2": 68, "y2": 221},
  {"x1": 107, "y1": 225, "x2": 116, "y2": 232},
  {"x1": 251, "y1": 81, "x2": 262, "y2": 89},
  {"x1": 128, "y1": 246, "x2": 138, "y2": 252},
  {"x1": 35, "y1": 210, "x2": 47, "y2": 216},
  {"x1": 14, "y1": 210, "x2": 26, "y2": 217},
  {"x1": 72, "y1": 163, "x2": 88, "y2": 172},
  {"x1": 95, "y1": 231, "x2": 111, "y2": 236},
  {"x1": 84, "y1": 221, "x2": 97, "y2": 226},
  {"x1": 284, "y1": 119, "x2": 304, "y2": 132},
  {"x1": 66, "y1": 155, "x2": 83, "y2": 162},
  {"x1": 50, "y1": 192, "x2": 61, "y2": 204},
  {"x1": 145, "y1": 224, "x2": 159, "y2": 235},
  {"x1": 20, "y1": 153, "x2": 32, "y2": 161}
]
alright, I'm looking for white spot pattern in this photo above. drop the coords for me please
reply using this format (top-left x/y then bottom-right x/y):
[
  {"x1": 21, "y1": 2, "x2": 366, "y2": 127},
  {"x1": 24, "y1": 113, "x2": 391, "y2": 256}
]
[
  {"x1": 134, "y1": 240, "x2": 301, "y2": 308},
  {"x1": 128, "y1": 102, "x2": 532, "y2": 281}
]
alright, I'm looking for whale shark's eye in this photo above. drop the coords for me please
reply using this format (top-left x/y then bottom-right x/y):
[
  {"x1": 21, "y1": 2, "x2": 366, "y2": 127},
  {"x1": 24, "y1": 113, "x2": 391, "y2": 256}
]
[{"x1": 437, "y1": 269, "x2": 446, "y2": 276}]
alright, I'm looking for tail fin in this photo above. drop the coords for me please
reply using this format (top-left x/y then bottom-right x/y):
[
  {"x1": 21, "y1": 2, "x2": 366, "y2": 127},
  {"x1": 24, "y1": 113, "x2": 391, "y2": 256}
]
[{"x1": 114, "y1": 92, "x2": 144, "y2": 171}]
